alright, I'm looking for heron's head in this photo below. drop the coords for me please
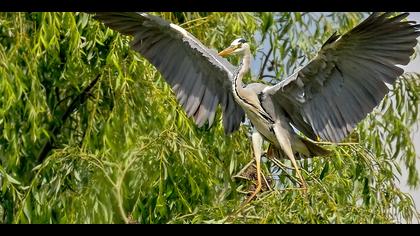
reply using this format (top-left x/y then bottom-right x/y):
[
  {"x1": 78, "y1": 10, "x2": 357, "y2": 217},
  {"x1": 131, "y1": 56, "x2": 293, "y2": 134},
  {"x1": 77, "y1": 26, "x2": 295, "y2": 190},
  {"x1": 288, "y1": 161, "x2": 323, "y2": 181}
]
[{"x1": 218, "y1": 38, "x2": 250, "y2": 57}]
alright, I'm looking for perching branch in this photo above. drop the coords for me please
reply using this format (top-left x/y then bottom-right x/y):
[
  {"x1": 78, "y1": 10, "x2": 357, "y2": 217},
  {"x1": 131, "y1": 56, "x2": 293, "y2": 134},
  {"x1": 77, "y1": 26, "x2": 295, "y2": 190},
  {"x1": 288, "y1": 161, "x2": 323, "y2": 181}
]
[{"x1": 37, "y1": 75, "x2": 101, "y2": 163}]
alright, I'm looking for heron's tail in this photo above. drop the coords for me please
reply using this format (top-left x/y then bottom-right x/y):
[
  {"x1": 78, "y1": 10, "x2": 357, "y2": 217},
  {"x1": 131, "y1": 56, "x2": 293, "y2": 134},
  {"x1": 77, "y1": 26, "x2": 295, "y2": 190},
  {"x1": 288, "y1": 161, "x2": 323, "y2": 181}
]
[
  {"x1": 299, "y1": 138, "x2": 331, "y2": 157},
  {"x1": 267, "y1": 139, "x2": 330, "y2": 160}
]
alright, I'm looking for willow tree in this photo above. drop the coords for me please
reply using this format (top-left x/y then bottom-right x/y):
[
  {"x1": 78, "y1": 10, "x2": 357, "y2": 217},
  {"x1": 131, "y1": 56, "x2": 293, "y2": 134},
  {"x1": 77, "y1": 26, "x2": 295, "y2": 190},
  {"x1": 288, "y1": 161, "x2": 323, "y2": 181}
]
[{"x1": 0, "y1": 12, "x2": 419, "y2": 224}]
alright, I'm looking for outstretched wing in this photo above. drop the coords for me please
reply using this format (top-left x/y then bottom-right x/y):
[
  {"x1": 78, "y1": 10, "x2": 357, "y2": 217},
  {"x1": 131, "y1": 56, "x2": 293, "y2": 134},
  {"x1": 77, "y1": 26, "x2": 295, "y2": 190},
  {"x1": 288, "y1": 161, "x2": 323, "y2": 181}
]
[
  {"x1": 93, "y1": 12, "x2": 245, "y2": 133},
  {"x1": 264, "y1": 12, "x2": 420, "y2": 142}
]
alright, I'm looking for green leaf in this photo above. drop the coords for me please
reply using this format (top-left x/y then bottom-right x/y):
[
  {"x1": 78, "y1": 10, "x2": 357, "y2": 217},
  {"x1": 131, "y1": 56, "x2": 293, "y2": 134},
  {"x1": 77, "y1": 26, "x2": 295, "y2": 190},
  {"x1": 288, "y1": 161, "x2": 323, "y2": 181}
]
[{"x1": 319, "y1": 162, "x2": 329, "y2": 180}]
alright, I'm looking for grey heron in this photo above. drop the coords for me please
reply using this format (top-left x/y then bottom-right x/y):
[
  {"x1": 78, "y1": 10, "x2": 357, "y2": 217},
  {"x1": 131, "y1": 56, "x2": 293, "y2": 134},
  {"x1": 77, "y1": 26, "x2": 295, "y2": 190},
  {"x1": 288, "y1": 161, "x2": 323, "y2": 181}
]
[{"x1": 93, "y1": 12, "x2": 420, "y2": 202}]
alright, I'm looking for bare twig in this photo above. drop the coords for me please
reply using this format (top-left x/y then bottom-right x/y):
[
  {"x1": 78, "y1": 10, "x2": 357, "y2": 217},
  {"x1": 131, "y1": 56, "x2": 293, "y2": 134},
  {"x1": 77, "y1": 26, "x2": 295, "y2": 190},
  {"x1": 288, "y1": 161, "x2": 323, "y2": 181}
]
[
  {"x1": 233, "y1": 160, "x2": 255, "y2": 179},
  {"x1": 37, "y1": 75, "x2": 101, "y2": 163},
  {"x1": 258, "y1": 47, "x2": 273, "y2": 80},
  {"x1": 261, "y1": 74, "x2": 278, "y2": 80}
]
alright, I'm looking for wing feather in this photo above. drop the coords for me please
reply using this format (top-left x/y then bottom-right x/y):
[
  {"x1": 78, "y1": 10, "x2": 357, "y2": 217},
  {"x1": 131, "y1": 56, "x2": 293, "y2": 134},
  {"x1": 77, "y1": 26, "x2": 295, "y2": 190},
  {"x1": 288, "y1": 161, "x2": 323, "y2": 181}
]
[
  {"x1": 264, "y1": 12, "x2": 420, "y2": 142},
  {"x1": 94, "y1": 12, "x2": 244, "y2": 133}
]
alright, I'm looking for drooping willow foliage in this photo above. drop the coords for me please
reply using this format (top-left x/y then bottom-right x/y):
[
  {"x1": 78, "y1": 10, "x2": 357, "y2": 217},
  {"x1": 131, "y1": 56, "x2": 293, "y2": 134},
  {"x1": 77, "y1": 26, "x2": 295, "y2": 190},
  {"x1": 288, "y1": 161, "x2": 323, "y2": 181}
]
[{"x1": 0, "y1": 12, "x2": 419, "y2": 223}]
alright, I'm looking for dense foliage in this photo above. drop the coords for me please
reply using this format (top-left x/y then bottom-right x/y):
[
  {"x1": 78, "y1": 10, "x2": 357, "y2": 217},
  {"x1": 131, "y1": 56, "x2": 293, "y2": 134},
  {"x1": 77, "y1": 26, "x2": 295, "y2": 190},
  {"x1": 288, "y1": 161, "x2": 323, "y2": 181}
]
[{"x1": 0, "y1": 12, "x2": 419, "y2": 223}]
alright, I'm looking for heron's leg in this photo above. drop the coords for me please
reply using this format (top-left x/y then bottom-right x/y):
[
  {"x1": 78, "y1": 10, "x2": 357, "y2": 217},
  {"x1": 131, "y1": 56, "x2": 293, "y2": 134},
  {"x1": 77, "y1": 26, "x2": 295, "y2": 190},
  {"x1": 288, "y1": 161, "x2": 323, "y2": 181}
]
[
  {"x1": 243, "y1": 131, "x2": 264, "y2": 204},
  {"x1": 272, "y1": 123, "x2": 307, "y2": 192}
]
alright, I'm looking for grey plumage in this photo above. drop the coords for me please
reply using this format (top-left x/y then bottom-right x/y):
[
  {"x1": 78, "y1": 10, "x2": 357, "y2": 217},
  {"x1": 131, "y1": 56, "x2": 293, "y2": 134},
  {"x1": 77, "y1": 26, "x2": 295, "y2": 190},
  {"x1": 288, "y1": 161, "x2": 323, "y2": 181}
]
[
  {"x1": 93, "y1": 12, "x2": 419, "y2": 140},
  {"x1": 264, "y1": 12, "x2": 420, "y2": 142},
  {"x1": 94, "y1": 12, "x2": 244, "y2": 134},
  {"x1": 93, "y1": 12, "x2": 420, "y2": 200}
]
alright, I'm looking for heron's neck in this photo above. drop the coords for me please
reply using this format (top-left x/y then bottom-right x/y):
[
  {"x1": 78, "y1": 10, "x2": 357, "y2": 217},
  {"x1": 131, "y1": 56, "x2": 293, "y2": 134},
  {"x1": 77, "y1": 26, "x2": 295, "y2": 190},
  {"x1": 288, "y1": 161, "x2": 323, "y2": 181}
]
[{"x1": 234, "y1": 50, "x2": 251, "y2": 90}]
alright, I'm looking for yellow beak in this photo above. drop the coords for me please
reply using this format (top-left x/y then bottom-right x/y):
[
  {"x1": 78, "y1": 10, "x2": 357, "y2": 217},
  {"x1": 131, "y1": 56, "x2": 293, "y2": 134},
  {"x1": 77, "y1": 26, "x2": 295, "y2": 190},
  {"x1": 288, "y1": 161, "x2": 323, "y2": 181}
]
[{"x1": 218, "y1": 46, "x2": 236, "y2": 57}]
